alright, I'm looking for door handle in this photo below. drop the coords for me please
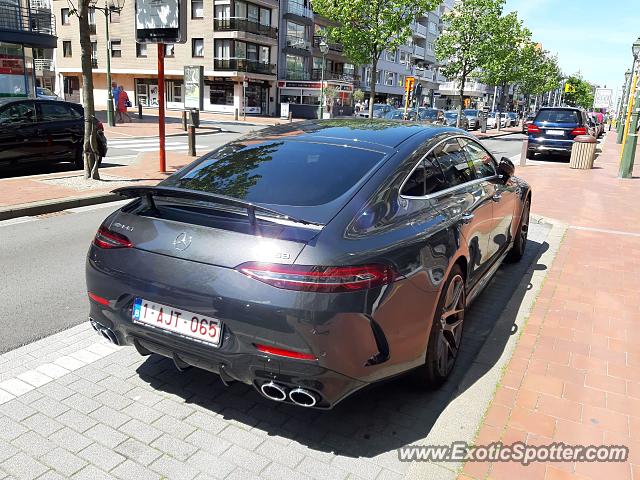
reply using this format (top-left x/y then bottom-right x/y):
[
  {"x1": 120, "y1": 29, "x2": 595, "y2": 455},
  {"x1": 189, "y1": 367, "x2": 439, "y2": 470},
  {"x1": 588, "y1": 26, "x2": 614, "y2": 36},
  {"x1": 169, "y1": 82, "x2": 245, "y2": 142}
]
[
  {"x1": 491, "y1": 192, "x2": 502, "y2": 202},
  {"x1": 461, "y1": 212, "x2": 474, "y2": 224}
]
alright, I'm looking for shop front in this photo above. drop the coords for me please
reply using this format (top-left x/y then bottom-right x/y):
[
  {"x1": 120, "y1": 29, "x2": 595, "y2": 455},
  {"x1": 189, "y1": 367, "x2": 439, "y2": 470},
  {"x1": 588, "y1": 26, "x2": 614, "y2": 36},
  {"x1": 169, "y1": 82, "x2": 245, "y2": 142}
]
[
  {"x1": 277, "y1": 79, "x2": 354, "y2": 119},
  {"x1": 0, "y1": 42, "x2": 34, "y2": 98}
]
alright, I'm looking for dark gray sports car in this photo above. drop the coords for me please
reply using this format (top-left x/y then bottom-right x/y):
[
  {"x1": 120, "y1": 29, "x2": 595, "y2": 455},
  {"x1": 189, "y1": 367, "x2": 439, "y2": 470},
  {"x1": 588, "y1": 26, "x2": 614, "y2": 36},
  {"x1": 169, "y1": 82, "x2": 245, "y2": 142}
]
[{"x1": 86, "y1": 120, "x2": 531, "y2": 409}]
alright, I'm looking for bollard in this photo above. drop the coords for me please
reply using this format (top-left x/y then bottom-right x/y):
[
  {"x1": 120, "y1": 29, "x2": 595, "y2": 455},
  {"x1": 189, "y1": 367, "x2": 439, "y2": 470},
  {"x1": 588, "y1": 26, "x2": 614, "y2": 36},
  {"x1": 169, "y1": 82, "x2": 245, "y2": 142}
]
[
  {"x1": 288, "y1": 112, "x2": 292, "y2": 123},
  {"x1": 234, "y1": 108, "x2": 239, "y2": 121},
  {"x1": 188, "y1": 125, "x2": 196, "y2": 157},
  {"x1": 520, "y1": 139, "x2": 528, "y2": 166},
  {"x1": 138, "y1": 103, "x2": 143, "y2": 119},
  {"x1": 181, "y1": 111, "x2": 187, "y2": 131}
]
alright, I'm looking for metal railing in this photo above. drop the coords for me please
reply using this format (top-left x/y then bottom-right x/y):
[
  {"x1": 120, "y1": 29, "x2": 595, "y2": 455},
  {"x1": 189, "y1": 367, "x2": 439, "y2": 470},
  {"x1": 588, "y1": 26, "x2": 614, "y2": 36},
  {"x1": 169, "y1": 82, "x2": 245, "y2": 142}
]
[
  {"x1": 0, "y1": 4, "x2": 55, "y2": 35},
  {"x1": 34, "y1": 58, "x2": 53, "y2": 71},
  {"x1": 286, "y1": 35, "x2": 310, "y2": 51},
  {"x1": 412, "y1": 45, "x2": 425, "y2": 58},
  {"x1": 286, "y1": 2, "x2": 312, "y2": 18},
  {"x1": 213, "y1": 17, "x2": 277, "y2": 39},
  {"x1": 411, "y1": 22, "x2": 427, "y2": 37},
  {"x1": 312, "y1": 36, "x2": 343, "y2": 52},
  {"x1": 214, "y1": 58, "x2": 275, "y2": 75},
  {"x1": 311, "y1": 69, "x2": 358, "y2": 82},
  {"x1": 285, "y1": 70, "x2": 310, "y2": 80}
]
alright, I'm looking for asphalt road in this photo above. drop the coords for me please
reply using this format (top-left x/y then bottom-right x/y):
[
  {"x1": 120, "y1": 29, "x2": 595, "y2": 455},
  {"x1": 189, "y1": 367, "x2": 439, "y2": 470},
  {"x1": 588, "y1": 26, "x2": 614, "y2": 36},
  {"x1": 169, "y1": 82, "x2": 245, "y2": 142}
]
[{"x1": 0, "y1": 134, "x2": 528, "y2": 353}]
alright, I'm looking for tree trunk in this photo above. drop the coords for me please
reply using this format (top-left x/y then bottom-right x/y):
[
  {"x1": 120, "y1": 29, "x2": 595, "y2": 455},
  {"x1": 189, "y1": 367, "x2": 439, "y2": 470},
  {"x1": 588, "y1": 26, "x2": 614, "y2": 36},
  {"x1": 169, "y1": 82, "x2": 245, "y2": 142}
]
[
  {"x1": 457, "y1": 73, "x2": 466, "y2": 128},
  {"x1": 78, "y1": 0, "x2": 100, "y2": 180},
  {"x1": 368, "y1": 56, "x2": 378, "y2": 119}
]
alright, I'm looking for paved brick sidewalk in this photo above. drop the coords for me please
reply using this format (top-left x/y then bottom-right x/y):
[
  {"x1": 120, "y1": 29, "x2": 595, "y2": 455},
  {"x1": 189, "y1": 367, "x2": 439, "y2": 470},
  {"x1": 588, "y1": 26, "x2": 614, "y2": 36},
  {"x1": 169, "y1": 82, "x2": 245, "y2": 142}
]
[{"x1": 460, "y1": 132, "x2": 640, "y2": 480}]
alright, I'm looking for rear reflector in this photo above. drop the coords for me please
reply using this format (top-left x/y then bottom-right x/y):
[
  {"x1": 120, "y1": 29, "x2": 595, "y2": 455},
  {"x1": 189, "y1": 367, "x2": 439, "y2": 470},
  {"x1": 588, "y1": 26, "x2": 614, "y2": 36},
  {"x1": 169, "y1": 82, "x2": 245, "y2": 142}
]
[
  {"x1": 254, "y1": 344, "x2": 317, "y2": 360},
  {"x1": 527, "y1": 124, "x2": 541, "y2": 134},
  {"x1": 236, "y1": 262, "x2": 396, "y2": 293},
  {"x1": 571, "y1": 127, "x2": 587, "y2": 136},
  {"x1": 93, "y1": 225, "x2": 133, "y2": 249},
  {"x1": 88, "y1": 292, "x2": 109, "y2": 306}
]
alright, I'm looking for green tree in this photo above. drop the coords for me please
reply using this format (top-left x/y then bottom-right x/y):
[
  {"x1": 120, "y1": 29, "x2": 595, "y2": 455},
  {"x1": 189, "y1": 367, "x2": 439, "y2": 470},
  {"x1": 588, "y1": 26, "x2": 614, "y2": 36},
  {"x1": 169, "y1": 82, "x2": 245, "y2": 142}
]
[
  {"x1": 518, "y1": 49, "x2": 562, "y2": 109},
  {"x1": 477, "y1": 11, "x2": 532, "y2": 111},
  {"x1": 312, "y1": 0, "x2": 439, "y2": 119},
  {"x1": 435, "y1": 0, "x2": 505, "y2": 126},
  {"x1": 564, "y1": 74, "x2": 595, "y2": 109},
  {"x1": 353, "y1": 89, "x2": 365, "y2": 104}
]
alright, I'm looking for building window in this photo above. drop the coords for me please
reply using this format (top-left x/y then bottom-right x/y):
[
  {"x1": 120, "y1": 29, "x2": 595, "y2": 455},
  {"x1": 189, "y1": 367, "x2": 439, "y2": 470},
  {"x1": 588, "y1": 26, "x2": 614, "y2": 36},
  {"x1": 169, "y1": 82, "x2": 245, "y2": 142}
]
[
  {"x1": 286, "y1": 21, "x2": 307, "y2": 49},
  {"x1": 429, "y1": 21, "x2": 437, "y2": 33},
  {"x1": 286, "y1": 54, "x2": 306, "y2": 80},
  {"x1": 136, "y1": 43, "x2": 147, "y2": 57},
  {"x1": 384, "y1": 71, "x2": 394, "y2": 86},
  {"x1": 192, "y1": 38, "x2": 204, "y2": 57},
  {"x1": 364, "y1": 67, "x2": 370, "y2": 85},
  {"x1": 88, "y1": 8, "x2": 96, "y2": 26},
  {"x1": 399, "y1": 51, "x2": 409, "y2": 64},
  {"x1": 110, "y1": 10, "x2": 120, "y2": 23},
  {"x1": 191, "y1": 0, "x2": 204, "y2": 18},
  {"x1": 61, "y1": 8, "x2": 70, "y2": 25},
  {"x1": 91, "y1": 41, "x2": 97, "y2": 58},
  {"x1": 427, "y1": 42, "x2": 434, "y2": 53},
  {"x1": 385, "y1": 50, "x2": 396, "y2": 62},
  {"x1": 110, "y1": 40, "x2": 121, "y2": 58},
  {"x1": 62, "y1": 41, "x2": 72, "y2": 57},
  {"x1": 209, "y1": 82, "x2": 234, "y2": 106},
  {"x1": 164, "y1": 44, "x2": 175, "y2": 57},
  {"x1": 397, "y1": 74, "x2": 404, "y2": 87}
]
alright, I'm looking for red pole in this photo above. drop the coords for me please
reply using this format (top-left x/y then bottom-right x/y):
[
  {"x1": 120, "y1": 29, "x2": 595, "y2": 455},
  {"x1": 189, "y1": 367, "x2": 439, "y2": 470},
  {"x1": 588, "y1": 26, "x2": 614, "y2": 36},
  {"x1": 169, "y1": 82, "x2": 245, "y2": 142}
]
[{"x1": 158, "y1": 43, "x2": 166, "y2": 173}]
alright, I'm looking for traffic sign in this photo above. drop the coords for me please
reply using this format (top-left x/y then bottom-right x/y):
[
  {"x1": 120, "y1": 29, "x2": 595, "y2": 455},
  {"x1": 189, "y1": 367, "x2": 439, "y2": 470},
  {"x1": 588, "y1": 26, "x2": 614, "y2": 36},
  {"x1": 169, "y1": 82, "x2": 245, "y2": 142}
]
[
  {"x1": 564, "y1": 83, "x2": 576, "y2": 93},
  {"x1": 593, "y1": 88, "x2": 613, "y2": 109}
]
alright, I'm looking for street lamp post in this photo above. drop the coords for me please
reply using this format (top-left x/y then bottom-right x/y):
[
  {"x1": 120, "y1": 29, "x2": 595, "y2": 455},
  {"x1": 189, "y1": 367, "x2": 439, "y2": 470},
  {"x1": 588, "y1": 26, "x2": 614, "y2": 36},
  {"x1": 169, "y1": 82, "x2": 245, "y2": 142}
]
[
  {"x1": 90, "y1": 0, "x2": 125, "y2": 127},
  {"x1": 617, "y1": 69, "x2": 633, "y2": 144},
  {"x1": 318, "y1": 39, "x2": 329, "y2": 120},
  {"x1": 619, "y1": 37, "x2": 640, "y2": 178}
]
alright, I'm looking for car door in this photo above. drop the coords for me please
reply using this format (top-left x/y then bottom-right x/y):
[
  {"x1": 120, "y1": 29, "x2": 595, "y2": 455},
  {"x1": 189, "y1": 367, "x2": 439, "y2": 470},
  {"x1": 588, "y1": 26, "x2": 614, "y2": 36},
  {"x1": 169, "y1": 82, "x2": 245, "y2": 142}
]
[
  {"x1": 460, "y1": 137, "x2": 516, "y2": 260},
  {"x1": 428, "y1": 137, "x2": 496, "y2": 288},
  {"x1": 36, "y1": 101, "x2": 83, "y2": 160},
  {"x1": 0, "y1": 101, "x2": 39, "y2": 165}
]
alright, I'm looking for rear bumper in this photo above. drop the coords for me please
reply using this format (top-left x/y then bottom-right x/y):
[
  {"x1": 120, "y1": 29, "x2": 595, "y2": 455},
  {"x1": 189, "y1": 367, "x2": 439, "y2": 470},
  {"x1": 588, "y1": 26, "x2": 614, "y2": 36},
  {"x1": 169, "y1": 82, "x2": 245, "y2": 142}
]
[{"x1": 527, "y1": 136, "x2": 573, "y2": 154}]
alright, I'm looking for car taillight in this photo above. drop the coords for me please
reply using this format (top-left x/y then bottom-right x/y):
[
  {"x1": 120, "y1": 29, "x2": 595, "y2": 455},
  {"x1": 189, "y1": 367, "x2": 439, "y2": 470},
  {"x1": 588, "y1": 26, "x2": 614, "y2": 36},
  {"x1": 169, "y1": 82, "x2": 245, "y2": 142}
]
[
  {"x1": 88, "y1": 292, "x2": 109, "y2": 306},
  {"x1": 236, "y1": 262, "x2": 396, "y2": 293},
  {"x1": 254, "y1": 344, "x2": 317, "y2": 360},
  {"x1": 570, "y1": 127, "x2": 587, "y2": 135},
  {"x1": 527, "y1": 124, "x2": 541, "y2": 133},
  {"x1": 93, "y1": 226, "x2": 133, "y2": 249}
]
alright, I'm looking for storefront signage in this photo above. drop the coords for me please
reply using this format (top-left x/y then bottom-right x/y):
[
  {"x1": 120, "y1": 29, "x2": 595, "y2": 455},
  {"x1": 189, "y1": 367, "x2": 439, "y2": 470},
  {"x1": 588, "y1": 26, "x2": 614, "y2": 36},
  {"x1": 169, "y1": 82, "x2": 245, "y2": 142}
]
[
  {"x1": 184, "y1": 65, "x2": 204, "y2": 110},
  {"x1": 135, "y1": 0, "x2": 187, "y2": 43},
  {"x1": 279, "y1": 81, "x2": 323, "y2": 89}
]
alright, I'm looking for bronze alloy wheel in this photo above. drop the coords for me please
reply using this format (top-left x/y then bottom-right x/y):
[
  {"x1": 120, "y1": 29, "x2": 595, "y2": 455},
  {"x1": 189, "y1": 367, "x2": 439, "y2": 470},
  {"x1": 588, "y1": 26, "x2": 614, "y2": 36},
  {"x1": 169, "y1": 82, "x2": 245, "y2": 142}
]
[{"x1": 435, "y1": 273, "x2": 465, "y2": 377}]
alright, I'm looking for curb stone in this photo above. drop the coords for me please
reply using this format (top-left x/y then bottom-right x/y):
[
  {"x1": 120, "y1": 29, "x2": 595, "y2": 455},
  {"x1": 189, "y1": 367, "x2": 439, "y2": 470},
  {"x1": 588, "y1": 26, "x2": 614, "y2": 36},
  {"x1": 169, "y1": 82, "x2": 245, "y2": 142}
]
[{"x1": 0, "y1": 193, "x2": 118, "y2": 221}]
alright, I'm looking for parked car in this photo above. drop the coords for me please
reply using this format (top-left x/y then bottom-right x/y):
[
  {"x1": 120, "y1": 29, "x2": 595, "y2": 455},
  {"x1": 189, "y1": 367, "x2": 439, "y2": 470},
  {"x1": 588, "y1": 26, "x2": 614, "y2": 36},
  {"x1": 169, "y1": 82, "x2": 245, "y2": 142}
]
[
  {"x1": 357, "y1": 103, "x2": 393, "y2": 118},
  {"x1": 522, "y1": 113, "x2": 536, "y2": 134},
  {"x1": 0, "y1": 98, "x2": 107, "y2": 169},
  {"x1": 527, "y1": 107, "x2": 592, "y2": 159},
  {"x1": 86, "y1": 119, "x2": 531, "y2": 409},
  {"x1": 444, "y1": 110, "x2": 470, "y2": 130},
  {"x1": 417, "y1": 108, "x2": 446, "y2": 124},
  {"x1": 384, "y1": 109, "x2": 405, "y2": 120},
  {"x1": 507, "y1": 112, "x2": 518, "y2": 127},
  {"x1": 36, "y1": 87, "x2": 62, "y2": 101},
  {"x1": 486, "y1": 112, "x2": 507, "y2": 129},
  {"x1": 463, "y1": 109, "x2": 480, "y2": 130}
]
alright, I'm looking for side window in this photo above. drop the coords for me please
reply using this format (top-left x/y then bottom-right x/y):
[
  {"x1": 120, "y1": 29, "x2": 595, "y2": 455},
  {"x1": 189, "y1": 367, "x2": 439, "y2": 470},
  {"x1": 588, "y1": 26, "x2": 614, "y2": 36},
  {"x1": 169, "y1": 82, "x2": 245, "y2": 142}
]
[
  {"x1": 401, "y1": 155, "x2": 445, "y2": 197},
  {"x1": 0, "y1": 102, "x2": 36, "y2": 125},
  {"x1": 460, "y1": 138, "x2": 497, "y2": 178},
  {"x1": 39, "y1": 102, "x2": 77, "y2": 122},
  {"x1": 431, "y1": 138, "x2": 474, "y2": 188}
]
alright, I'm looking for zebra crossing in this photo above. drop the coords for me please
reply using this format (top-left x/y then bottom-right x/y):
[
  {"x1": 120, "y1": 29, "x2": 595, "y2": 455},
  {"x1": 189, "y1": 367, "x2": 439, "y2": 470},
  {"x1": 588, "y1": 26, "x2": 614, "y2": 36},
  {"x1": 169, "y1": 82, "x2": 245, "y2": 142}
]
[{"x1": 107, "y1": 137, "x2": 194, "y2": 152}]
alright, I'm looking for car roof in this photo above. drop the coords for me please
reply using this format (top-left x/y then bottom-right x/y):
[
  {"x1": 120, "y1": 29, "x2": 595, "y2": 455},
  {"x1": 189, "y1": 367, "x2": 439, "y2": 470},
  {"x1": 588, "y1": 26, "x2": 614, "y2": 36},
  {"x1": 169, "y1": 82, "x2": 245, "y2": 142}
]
[{"x1": 234, "y1": 119, "x2": 452, "y2": 150}]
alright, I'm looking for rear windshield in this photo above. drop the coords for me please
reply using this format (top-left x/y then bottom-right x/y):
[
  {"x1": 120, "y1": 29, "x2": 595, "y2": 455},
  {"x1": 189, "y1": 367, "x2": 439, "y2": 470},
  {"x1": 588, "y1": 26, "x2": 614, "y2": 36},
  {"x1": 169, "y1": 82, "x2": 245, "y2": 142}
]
[
  {"x1": 421, "y1": 109, "x2": 438, "y2": 119},
  {"x1": 464, "y1": 110, "x2": 478, "y2": 116},
  {"x1": 536, "y1": 109, "x2": 579, "y2": 123},
  {"x1": 164, "y1": 141, "x2": 386, "y2": 207},
  {"x1": 444, "y1": 112, "x2": 457, "y2": 118}
]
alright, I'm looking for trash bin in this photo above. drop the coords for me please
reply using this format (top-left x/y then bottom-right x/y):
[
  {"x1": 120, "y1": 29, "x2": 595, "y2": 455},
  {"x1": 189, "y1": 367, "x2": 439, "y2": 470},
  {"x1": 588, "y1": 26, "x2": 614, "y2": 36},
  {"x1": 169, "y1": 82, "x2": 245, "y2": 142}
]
[
  {"x1": 189, "y1": 108, "x2": 200, "y2": 128},
  {"x1": 569, "y1": 135, "x2": 597, "y2": 169}
]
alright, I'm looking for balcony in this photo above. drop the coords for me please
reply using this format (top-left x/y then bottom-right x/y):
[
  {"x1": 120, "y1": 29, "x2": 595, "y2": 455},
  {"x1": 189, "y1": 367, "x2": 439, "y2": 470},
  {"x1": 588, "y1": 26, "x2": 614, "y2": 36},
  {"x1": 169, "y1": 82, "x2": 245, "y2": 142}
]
[
  {"x1": 311, "y1": 69, "x2": 358, "y2": 82},
  {"x1": 285, "y1": 70, "x2": 310, "y2": 80},
  {"x1": 0, "y1": 4, "x2": 57, "y2": 48},
  {"x1": 214, "y1": 58, "x2": 275, "y2": 75},
  {"x1": 411, "y1": 22, "x2": 427, "y2": 37},
  {"x1": 214, "y1": 18, "x2": 277, "y2": 39},
  {"x1": 286, "y1": 2, "x2": 313, "y2": 20},
  {"x1": 30, "y1": 0, "x2": 50, "y2": 10},
  {"x1": 412, "y1": 45, "x2": 425, "y2": 58},
  {"x1": 34, "y1": 58, "x2": 53, "y2": 71},
  {"x1": 312, "y1": 36, "x2": 343, "y2": 53},
  {"x1": 286, "y1": 35, "x2": 310, "y2": 51}
]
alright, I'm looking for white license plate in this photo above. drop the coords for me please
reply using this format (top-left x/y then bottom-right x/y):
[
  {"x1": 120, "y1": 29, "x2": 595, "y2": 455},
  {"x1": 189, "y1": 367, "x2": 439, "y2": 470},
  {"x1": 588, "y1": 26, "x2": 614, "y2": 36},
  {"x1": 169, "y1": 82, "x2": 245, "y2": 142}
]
[
  {"x1": 132, "y1": 298, "x2": 222, "y2": 347},
  {"x1": 546, "y1": 129, "x2": 564, "y2": 136}
]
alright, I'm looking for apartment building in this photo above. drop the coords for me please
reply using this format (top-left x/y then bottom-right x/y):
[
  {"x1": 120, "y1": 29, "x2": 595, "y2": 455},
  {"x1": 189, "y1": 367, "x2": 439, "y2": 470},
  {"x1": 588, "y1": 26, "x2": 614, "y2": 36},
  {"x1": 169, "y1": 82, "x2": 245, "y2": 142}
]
[
  {"x1": 0, "y1": 0, "x2": 56, "y2": 97},
  {"x1": 53, "y1": 0, "x2": 279, "y2": 115},
  {"x1": 276, "y1": 0, "x2": 356, "y2": 118}
]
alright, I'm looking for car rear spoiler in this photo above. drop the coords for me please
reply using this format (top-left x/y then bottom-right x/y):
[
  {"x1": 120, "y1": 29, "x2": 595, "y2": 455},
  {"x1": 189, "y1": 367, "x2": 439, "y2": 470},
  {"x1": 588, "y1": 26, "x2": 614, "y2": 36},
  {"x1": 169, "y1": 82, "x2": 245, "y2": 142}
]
[{"x1": 112, "y1": 186, "x2": 324, "y2": 230}]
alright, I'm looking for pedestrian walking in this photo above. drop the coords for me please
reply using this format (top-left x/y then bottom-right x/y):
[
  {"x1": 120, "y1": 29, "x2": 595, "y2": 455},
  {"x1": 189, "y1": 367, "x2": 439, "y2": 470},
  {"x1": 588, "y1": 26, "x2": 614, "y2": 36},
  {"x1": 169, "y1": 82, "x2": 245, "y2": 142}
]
[
  {"x1": 116, "y1": 86, "x2": 132, "y2": 123},
  {"x1": 111, "y1": 82, "x2": 119, "y2": 112}
]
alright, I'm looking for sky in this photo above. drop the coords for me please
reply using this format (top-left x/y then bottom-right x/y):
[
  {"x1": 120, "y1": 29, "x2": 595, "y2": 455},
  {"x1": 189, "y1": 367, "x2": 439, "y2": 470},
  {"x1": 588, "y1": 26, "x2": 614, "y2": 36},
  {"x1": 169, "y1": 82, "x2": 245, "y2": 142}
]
[{"x1": 504, "y1": 0, "x2": 640, "y2": 94}]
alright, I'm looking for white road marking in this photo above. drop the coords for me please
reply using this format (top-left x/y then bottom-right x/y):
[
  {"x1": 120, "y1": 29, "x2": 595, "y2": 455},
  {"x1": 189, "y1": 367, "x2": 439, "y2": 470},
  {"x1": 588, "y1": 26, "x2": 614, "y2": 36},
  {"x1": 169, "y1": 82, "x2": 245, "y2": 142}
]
[
  {"x1": 103, "y1": 155, "x2": 138, "y2": 161},
  {"x1": 0, "y1": 217, "x2": 36, "y2": 227}
]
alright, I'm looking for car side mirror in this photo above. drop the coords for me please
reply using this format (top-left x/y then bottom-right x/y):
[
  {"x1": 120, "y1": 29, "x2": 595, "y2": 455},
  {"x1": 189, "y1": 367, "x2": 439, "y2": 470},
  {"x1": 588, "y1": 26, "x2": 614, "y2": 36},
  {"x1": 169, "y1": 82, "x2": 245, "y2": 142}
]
[{"x1": 498, "y1": 157, "x2": 515, "y2": 178}]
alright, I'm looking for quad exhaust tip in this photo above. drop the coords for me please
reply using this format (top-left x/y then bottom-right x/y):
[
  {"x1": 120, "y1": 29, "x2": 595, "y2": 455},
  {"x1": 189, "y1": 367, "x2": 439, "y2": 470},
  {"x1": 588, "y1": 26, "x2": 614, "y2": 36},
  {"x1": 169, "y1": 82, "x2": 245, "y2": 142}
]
[
  {"x1": 289, "y1": 387, "x2": 318, "y2": 407},
  {"x1": 89, "y1": 319, "x2": 120, "y2": 345},
  {"x1": 260, "y1": 381, "x2": 287, "y2": 402}
]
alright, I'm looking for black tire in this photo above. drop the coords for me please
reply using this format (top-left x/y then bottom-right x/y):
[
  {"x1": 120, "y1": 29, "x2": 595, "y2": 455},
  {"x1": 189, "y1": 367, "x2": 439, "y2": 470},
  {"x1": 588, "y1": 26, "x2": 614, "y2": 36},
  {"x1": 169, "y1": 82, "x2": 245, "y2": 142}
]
[
  {"x1": 414, "y1": 265, "x2": 465, "y2": 388},
  {"x1": 526, "y1": 148, "x2": 535, "y2": 159},
  {"x1": 506, "y1": 198, "x2": 530, "y2": 263}
]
